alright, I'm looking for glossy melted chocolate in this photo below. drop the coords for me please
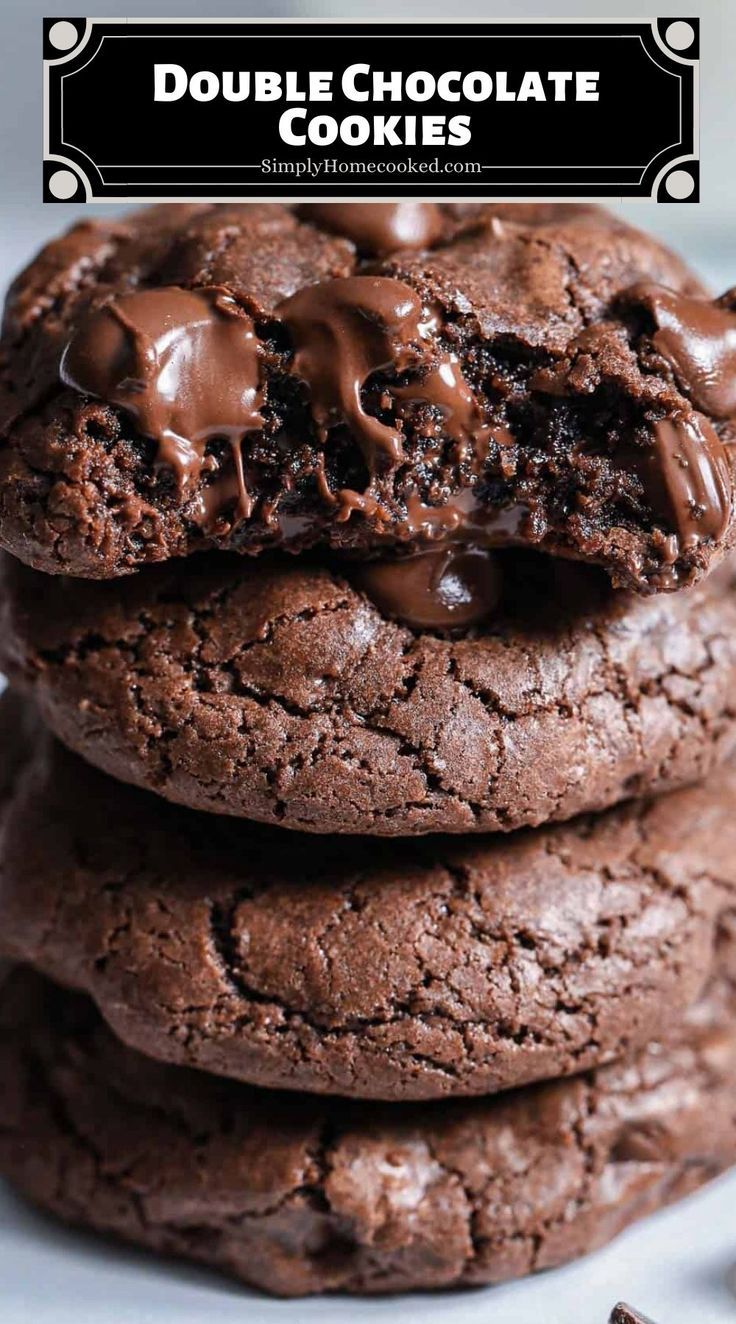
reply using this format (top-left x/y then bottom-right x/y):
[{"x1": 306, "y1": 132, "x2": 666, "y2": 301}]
[
  {"x1": 356, "y1": 545, "x2": 502, "y2": 629},
  {"x1": 276, "y1": 275, "x2": 427, "y2": 468},
  {"x1": 60, "y1": 285, "x2": 263, "y2": 520},
  {"x1": 626, "y1": 282, "x2": 736, "y2": 418},
  {"x1": 303, "y1": 202, "x2": 445, "y2": 255},
  {"x1": 643, "y1": 414, "x2": 732, "y2": 551},
  {"x1": 57, "y1": 224, "x2": 735, "y2": 566}
]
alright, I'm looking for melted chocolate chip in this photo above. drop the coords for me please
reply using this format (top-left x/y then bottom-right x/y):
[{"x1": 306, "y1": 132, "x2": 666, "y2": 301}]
[
  {"x1": 60, "y1": 285, "x2": 264, "y2": 519},
  {"x1": 625, "y1": 282, "x2": 736, "y2": 418},
  {"x1": 636, "y1": 413, "x2": 732, "y2": 550},
  {"x1": 276, "y1": 275, "x2": 428, "y2": 469},
  {"x1": 356, "y1": 545, "x2": 502, "y2": 629},
  {"x1": 395, "y1": 353, "x2": 491, "y2": 460},
  {"x1": 277, "y1": 272, "x2": 493, "y2": 489},
  {"x1": 60, "y1": 274, "x2": 493, "y2": 530},
  {"x1": 304, "y1": 202, "x2": 445, "y2": 255},
  {"x1": 400, "y1": 481, "x2": 526, "y2": 543}
]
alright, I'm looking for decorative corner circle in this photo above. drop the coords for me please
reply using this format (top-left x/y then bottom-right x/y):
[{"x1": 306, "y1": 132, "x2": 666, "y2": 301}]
[
  {"x1": 43, "y1": 159, "x2": 88, "y2": 203},
  {"x1": 48, "y1": 168, "x2": 79, "y2": 200},
  {"x1": 664, "y1": 168, "x2": 696, "y2": 200},
  {"x1": 48, "y1": 20, "x2": 79, "y2": 52},
  {"x1": 653, "y1": 157, "x2": 699, "y2": 203},
  {"x1": 44, "y1": 18, "x2": 91, "y2": 63},
  {"x1": 664, "y1": 21, "x2": 696, "y2": 53}
]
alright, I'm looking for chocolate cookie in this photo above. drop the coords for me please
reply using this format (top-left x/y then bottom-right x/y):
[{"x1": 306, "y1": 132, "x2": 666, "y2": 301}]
[
  {"x1": 2, "y1": 966, "x2": 735, "y2": 1298},
  {"x1": 3, "y1": 547, "x2": 736, "y2": 836},
  {"x1": 3, "y1": 694, "x2": 736, "y2": 1102},
  {"x1": 1, "y1": 202, "x2": 734, "y2": 591}
]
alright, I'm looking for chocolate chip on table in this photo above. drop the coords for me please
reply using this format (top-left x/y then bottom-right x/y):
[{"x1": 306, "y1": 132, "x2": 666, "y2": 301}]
[{"x1": 610, "y1": 1305, "x2": 659, "y2": 1324}]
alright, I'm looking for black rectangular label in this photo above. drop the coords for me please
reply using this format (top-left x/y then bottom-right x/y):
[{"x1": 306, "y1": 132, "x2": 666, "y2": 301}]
[{"x1": 43, "y1": 17, "x2": 699, "y2": 202}]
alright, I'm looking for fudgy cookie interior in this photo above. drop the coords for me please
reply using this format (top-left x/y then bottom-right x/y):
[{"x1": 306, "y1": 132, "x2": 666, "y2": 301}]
[{"x1": 1, "y1": 203, "x2": 734, "y2": 588}]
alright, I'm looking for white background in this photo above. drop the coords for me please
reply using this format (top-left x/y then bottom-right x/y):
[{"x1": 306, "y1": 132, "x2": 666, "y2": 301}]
[{"x1": 1, "y1": 2, "x2": 735, "y2": 1320}]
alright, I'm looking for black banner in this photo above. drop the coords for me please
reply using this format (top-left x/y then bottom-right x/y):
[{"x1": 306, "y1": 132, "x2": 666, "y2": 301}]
[{"x1": 43, "y1": 17, "x2": 699, "y2": 203}]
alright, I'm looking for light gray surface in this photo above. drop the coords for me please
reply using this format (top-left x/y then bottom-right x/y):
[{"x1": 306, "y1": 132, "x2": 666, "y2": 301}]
[{"x1": 1, "y1": 1, "x2": 735, "y2": 1319}]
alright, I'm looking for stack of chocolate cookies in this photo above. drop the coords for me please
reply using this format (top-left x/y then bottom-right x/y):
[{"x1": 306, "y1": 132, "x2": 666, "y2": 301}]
[{"x1": 0, "y1": 201, "x2": 735, "y2": 1298}]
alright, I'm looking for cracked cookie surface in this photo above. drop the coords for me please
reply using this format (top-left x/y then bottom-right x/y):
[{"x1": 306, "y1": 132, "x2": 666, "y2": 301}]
[
  {"x1": 2, "y1": 694, "x2": 736, "y2": 1101},
  {"x1": 1, "y1": 965, "x2": 735, "y2": 1297},
  {"x1": 1, "y1": 202, "x2": 734, "y2": 591},
  {"x1": 3, "y1": 549, "x2": 736, "y2": 836}
]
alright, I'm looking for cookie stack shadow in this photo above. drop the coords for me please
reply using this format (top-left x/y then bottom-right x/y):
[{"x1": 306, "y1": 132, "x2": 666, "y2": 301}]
[{"x1": 1, "y1": 201, "x2": 736, "y2": 1299}]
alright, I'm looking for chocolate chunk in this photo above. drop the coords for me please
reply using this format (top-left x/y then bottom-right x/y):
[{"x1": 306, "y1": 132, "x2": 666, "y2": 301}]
[
  {"x1": 623, "y1": 282, "x2": 736, "y2": 418},
  {"x1": 638, "y1": 414, "x2": 732, "y2": 554},
  {"x1": 301, "y1": 201, "x2": 445, "y2": 254},
  {"x1": 276, "y1": 274, "x2": 428, "y2": 468},
  {"x1": 610, "y1": 1306, "x2": 659, "y2": 1324},
  {"x1": 355, "y1": 545, "x2": 502, "y2": 629},
  {"x1": 60, "y1": 284, "x2": 263, "y2": 520}
]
